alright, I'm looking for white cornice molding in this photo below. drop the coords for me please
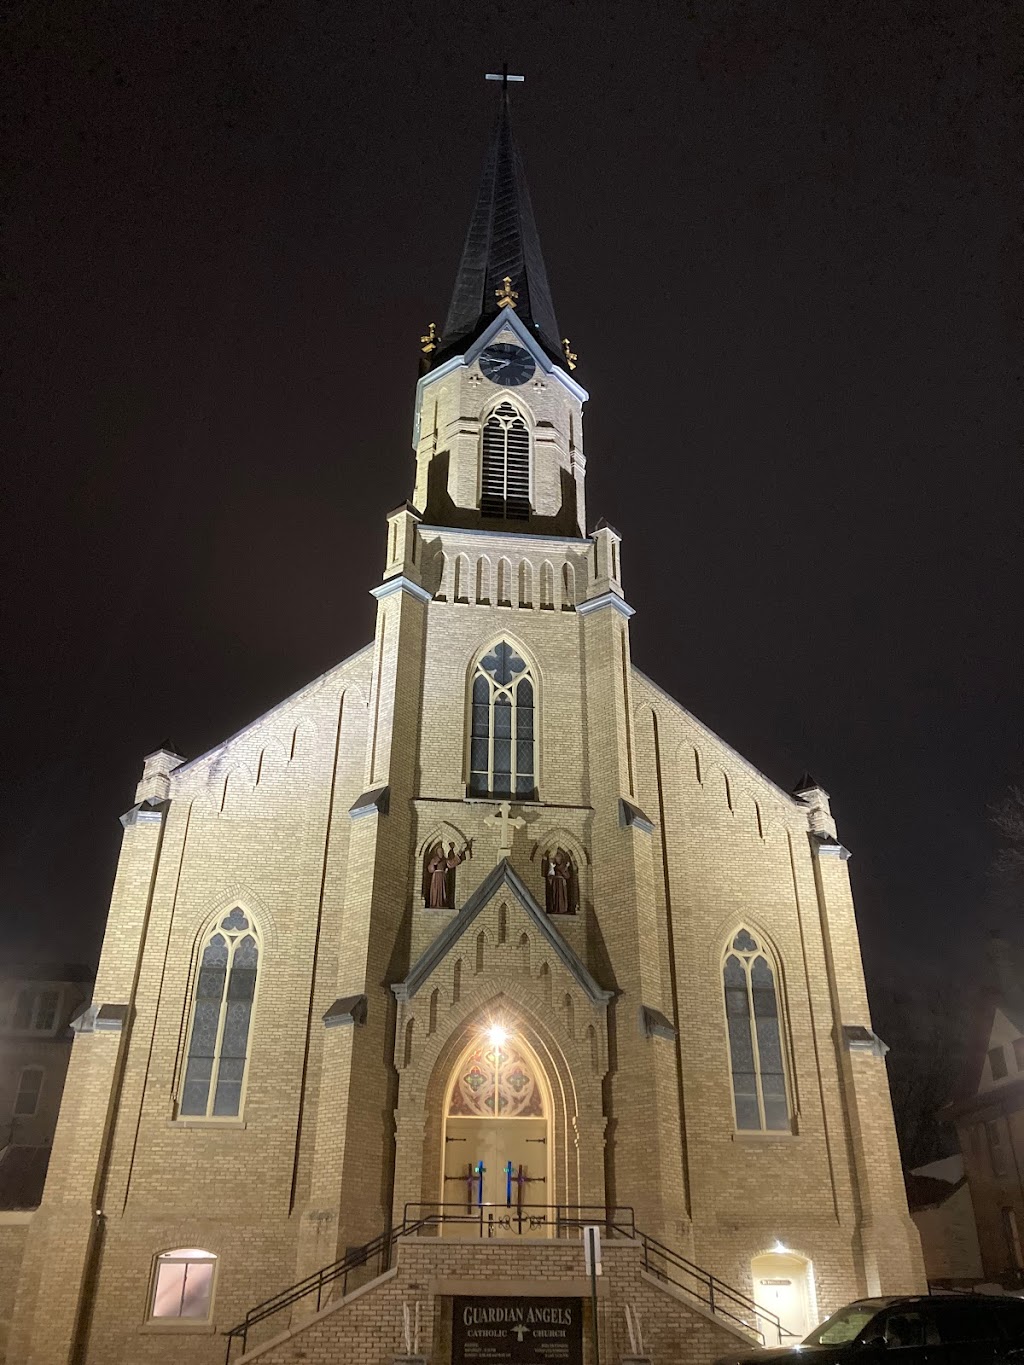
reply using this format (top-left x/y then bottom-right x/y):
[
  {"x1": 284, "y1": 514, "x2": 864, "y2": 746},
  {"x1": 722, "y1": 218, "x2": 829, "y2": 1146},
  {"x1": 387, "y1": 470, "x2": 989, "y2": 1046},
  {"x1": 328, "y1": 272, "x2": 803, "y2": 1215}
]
[
  {"x1": 370, "y1": 576, "x2": 432, "y2": 605},
  {"x1": 577, "y1": 592, "x2": 635, "y2": 620}
]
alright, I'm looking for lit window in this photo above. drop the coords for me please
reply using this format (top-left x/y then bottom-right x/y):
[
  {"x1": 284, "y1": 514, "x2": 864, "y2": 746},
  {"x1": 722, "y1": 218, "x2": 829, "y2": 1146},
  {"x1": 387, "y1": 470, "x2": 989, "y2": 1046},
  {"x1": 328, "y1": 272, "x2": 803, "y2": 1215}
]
[
  {"x1": 180, "y1": 909, "x2": 259, "y2": 1118},
  {"x1": 723, "y1": 929, "x2": 790, "y2": 1132},
  {"x1": 149, "y1": 1248, "x2": 217, "y2": 1321},
  {"x1": 990, "y1": 1045, "x2": 1009, "y2": 1080},
  {"x1": 11, "y1": 988, "x2": 61, "y2": 1033},
  {"x1": 468, "y1": 642, "x2": 535, "y2": 799},
  {"x1": 481, "y1": 403, "x2": 530, "y2": 519},
  {"x1": 13, "y1": 1067, "x2": 44, "y2": 1117}
]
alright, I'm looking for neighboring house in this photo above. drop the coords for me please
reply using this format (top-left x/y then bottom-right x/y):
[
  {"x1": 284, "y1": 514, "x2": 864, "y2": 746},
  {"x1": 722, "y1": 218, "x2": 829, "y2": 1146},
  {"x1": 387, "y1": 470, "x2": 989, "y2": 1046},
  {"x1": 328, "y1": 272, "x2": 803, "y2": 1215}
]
[
  {"x1": 906, "y1": 1154, "x2": 984, "y2": 1287},
  {"x1": 0, "y1": 965, "x2": 93, "y2": 1361},
  {"x1": 942, "y1": 936, "x2": 1024, "y2": 1288},
  {"x1": 0, "y1": 966, "x2": 93, "y2": 1159}
]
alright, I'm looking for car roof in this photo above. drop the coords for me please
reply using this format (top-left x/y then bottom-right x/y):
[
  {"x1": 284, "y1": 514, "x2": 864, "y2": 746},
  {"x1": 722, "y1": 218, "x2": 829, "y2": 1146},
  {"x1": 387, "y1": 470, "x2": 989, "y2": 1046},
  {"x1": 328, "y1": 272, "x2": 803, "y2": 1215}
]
[{"x1": 847, "y1": 1295, "x2": 1024, "y2": 1311}]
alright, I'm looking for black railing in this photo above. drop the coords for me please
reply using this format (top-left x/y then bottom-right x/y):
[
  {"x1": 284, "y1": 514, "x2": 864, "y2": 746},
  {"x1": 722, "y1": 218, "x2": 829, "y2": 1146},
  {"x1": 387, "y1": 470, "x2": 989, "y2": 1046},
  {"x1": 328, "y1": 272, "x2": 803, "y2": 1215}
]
[
  {"x1": 223, "y1": 1217, "x2": 423, "y2": 1362},
  {"x1": 635, "y1": 1227, "x2": 787, "y2": 1347},
  {"x1": 402, "y1": 1201, "x2": 636, "y2": 1240},
  {"x1": 223, "y1": 1202, "x2": 788, "y2": 1361}
]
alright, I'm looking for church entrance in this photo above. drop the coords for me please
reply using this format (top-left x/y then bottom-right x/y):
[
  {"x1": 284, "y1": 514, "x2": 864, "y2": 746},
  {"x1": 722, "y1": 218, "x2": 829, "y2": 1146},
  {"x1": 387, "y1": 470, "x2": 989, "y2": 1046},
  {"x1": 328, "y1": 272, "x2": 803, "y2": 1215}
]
[{"x1": 441, "y1": 1026, "x2": 551, "y2": 1237}]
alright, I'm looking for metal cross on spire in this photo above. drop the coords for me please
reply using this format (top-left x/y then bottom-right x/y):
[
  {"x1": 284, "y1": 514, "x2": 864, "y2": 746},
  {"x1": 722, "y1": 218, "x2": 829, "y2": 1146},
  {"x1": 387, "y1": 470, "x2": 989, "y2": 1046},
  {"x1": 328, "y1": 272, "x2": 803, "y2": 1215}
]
[{"x1": 485, "y1": 64, "x2": 525, "y2": 88}]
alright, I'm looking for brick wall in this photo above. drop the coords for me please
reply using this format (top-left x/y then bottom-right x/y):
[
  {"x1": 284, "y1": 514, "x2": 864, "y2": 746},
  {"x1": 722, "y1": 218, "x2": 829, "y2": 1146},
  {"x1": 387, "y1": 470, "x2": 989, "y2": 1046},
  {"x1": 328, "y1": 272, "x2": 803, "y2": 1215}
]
[{"x1": 0, "y1": 1216, "x2": 31, "y2": 1363}]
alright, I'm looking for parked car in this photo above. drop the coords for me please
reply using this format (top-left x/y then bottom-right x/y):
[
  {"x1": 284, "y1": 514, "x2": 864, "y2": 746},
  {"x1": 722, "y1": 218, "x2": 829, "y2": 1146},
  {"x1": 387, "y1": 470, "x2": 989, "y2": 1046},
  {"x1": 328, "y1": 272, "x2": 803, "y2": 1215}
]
[{"x1": 714, "y1": 1293, "x2": 1024, "y2": 1364}]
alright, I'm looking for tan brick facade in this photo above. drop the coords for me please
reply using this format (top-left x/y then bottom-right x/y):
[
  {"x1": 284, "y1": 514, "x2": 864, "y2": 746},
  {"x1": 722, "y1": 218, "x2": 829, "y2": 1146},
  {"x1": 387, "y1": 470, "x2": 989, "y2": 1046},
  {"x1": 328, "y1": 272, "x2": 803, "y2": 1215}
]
[{"x1": 9, "y1": 216, "x2": 923, "y2": 1365}]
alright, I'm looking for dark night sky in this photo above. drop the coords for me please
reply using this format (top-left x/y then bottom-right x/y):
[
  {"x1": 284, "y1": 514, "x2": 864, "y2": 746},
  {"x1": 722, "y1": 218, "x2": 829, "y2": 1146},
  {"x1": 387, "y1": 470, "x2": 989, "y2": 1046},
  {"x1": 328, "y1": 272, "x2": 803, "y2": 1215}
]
[{"x1": 3, "y1": 2, "x2": 1021, "y2": 1039}]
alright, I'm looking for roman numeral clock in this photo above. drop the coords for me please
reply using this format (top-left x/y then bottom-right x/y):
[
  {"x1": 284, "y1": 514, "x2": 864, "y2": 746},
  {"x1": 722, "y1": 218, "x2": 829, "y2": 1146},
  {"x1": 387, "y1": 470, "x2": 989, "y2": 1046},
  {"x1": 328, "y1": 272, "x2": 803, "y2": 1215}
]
[{"x1": 478, "y1": 342, "x2": 536, "y2": 387}]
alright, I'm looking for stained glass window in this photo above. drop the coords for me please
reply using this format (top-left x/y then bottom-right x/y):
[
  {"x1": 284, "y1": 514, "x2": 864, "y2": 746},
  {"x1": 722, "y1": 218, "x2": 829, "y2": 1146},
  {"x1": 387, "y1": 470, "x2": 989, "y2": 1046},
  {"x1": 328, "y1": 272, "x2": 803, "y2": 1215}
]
[
  {"x1": 481, "y1": 402, "x2": 530, "y2": 519},
  {"x1": 448, "y1": 1039, "x2": 544, "y2": 1118},
  {"x1": 723, "y1": 930, "x2": 790, "y2": 1132},
  {"x1": 180, "y1": 910, "x2": 259, "y2": 1119},
  {"x1": 150, "y1": 1248, "x2": 217, "y2": 1320},
  {"x1": 468, "y1": 642, "x2": 536, "y2": 799}
]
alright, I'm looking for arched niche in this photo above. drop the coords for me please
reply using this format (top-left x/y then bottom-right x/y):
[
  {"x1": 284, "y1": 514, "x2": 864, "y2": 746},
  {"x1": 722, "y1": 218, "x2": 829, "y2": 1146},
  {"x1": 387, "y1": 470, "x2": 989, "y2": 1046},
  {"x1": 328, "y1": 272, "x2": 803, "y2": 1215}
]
[{"x1": 392, "y1": 986, "x2": 606, "y2": 1228}]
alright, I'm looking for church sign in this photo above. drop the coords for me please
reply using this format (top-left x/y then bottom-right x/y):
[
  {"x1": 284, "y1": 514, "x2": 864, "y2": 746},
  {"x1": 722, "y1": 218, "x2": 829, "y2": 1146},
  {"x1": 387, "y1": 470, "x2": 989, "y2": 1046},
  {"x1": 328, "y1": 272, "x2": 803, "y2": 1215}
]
[{"x1": 452, "y1": 1296, "x2": 583, "y2": 1365}]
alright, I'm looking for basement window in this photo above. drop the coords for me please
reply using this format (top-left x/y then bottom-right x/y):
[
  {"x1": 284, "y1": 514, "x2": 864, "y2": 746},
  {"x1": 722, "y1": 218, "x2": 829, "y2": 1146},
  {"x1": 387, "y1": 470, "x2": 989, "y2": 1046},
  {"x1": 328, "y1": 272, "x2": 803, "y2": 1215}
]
[{"x1": 149, "y1": 1248, "x2": 217, "y2": 1322}]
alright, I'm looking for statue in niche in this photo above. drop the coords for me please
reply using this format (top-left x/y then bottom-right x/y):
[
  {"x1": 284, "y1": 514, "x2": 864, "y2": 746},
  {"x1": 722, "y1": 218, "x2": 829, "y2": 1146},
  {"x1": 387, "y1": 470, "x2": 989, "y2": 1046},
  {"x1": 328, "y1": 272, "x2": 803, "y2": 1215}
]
[
  {"x1": 543, "y1": 848, "x2": 578, "y2": 915},
  {"x1": 424, "y1": 842, "x2": 468, "y2": 909}
]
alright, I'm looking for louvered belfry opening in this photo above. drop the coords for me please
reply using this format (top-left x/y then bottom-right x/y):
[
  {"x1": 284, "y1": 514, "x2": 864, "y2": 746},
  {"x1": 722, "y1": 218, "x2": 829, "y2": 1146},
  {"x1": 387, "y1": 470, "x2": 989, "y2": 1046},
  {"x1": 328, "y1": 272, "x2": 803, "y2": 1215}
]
[{"x1": 481, "y1": 402, "x2": 530, "y2": 519}]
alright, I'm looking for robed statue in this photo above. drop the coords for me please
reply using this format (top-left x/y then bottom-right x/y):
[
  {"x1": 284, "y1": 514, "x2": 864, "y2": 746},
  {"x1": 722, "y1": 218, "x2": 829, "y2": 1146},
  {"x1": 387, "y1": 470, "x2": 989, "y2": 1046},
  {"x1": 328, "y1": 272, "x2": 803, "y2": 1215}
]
[
  {"x1": 542, "y1": 848, "x2": 578, "y2": 915},
  {"x1": 424, "y1": 842, "x2": 467, "y2": 909}
]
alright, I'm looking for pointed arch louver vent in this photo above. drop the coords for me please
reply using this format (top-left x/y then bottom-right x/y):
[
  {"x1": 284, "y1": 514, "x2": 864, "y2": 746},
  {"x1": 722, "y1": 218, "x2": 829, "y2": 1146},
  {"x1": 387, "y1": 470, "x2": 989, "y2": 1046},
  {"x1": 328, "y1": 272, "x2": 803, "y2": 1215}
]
[{"x1": 481, "y1": 402, "x2": 530, "y2": 519}]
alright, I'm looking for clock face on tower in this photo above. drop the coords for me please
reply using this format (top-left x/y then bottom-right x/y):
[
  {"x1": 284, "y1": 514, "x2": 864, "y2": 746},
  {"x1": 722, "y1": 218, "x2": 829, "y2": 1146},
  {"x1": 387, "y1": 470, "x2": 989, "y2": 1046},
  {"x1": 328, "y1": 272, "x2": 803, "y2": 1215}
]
[{"x1": 478, "y1": 342, "x2": 536, "y2": 387}]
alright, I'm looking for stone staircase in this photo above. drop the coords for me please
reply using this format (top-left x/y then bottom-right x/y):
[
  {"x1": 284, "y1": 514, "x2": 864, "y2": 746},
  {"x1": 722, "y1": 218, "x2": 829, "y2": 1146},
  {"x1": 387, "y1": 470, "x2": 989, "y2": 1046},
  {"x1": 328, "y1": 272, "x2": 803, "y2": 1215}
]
[{"x1": 226, "y1": 1223, "x2": 775, "y2": 1365}]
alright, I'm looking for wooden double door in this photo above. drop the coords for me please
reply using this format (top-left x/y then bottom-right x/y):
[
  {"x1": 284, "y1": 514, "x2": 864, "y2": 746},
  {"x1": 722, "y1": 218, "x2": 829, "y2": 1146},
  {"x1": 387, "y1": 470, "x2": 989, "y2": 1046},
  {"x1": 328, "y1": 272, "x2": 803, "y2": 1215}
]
[{"x1": 442, "y1": 1115, "x2": 548, "y2": 1235}]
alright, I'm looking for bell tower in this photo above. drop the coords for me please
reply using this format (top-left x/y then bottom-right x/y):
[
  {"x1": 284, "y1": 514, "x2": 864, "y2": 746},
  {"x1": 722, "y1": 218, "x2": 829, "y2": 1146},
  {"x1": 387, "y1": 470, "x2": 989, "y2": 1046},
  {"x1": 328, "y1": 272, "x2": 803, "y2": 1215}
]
[{"x1": 410, "y1": 76, "x2": 588, "y2": 538}]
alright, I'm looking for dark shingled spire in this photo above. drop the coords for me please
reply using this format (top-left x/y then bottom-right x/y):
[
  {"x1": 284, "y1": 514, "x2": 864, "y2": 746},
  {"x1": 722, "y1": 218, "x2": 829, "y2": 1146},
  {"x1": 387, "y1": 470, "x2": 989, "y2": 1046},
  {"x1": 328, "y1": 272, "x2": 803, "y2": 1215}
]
[
  {"x1": 438, "y1": 90, "x2": 561, "y2": 365},
  {"x1": 793, "y1": 772, "x2": 820, "y2": 794}
]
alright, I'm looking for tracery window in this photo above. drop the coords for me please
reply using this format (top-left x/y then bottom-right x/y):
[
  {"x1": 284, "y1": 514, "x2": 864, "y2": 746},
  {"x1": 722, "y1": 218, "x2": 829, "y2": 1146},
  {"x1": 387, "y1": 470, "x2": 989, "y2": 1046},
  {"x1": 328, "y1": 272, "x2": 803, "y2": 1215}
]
[
  {"x1": 468, "y1": 641, "x2": 535, "y2": 799},
  {"x1": 180, "y1": 909, "x2": 259, "y2": 1118},
  {"x1": 481, "y1": 402, "x2": 530, "y2": 519},
  {"x1": 723, "y1": 929, "x2": 790, "y2": 1131},
  {"x1": 149, "y1": 1248, "x2": 217, "y2": 1321},
  {"x1": 448, "y1": 1038, "x2": 544, "y2": 1118}
]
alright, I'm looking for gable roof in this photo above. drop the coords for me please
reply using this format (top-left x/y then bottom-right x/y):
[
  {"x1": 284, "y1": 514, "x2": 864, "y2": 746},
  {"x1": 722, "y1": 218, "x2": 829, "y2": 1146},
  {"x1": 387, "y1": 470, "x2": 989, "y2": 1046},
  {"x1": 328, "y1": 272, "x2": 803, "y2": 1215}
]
[
  {"x1": 393, "y1": 859, "x2": 612, "y2": 1007},
  {"x1": 170, "y1": 642, "x2": 373, "y2": 783},
  {"x1": 904, "y1": 1171, "x2": 967, "y2": 1213}
]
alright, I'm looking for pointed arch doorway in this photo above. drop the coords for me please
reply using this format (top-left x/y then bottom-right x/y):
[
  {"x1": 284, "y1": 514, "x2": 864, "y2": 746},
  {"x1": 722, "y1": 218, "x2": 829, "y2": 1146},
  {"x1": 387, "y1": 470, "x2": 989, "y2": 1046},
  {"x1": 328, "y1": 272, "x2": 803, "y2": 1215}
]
[{"x1": 441, "y1": 1026, "x2": 551, "y2": 1236}]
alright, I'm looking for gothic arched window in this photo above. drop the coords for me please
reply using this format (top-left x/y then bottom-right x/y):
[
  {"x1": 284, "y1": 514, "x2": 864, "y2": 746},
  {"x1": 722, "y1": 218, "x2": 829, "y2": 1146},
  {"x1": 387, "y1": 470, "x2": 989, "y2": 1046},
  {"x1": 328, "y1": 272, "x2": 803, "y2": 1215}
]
[
  {"x1": 469, "y1": 641, "x2": 536, "y2": 799},
  {"x1": 723, "y1": 928, "x2": 790, "y2": 1131},
  {"x1": 180, "y1": 908, "x2": 260, "y2": 1118},
  {"x1": 481, "y1": 402, "x2": 530, "y2": 519}
]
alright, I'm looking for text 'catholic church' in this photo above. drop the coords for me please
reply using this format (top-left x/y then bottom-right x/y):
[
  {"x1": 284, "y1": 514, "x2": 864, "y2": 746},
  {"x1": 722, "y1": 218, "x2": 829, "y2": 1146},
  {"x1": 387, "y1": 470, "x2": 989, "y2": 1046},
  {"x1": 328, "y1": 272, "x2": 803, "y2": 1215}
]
[{"x1": 6, "y1": 84, "x2": 925, "y2": 1365}]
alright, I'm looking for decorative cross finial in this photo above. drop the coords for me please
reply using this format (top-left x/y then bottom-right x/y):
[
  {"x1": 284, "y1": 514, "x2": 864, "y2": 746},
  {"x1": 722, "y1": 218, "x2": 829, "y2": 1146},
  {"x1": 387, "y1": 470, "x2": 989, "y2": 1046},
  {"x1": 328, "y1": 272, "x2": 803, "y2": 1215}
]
[
  {"x1": 486, "y1": 800, "x2": 526, "y2": 856},
  {"x1": 495, "y1": 275, "x2": 519, "y2": 309},
  {"x1": 561, "y1": 337, "x2": 578, "y2": 372},
  {"x1": 485, "y1": 65, "x2": 525, "y2": 88},
  {"x1": 420, "y1": 322, "x2": 440, "y2": 354}
]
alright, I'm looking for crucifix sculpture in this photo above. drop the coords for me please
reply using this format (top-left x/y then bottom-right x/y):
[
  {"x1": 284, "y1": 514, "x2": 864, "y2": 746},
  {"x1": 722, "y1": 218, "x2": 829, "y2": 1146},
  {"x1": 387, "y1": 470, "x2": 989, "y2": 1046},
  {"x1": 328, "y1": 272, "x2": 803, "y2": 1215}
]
[
  {"x1": 486, "y1": 801, "x2": 525, "y2": 856},
  {"x1": 504, "y1": 1160, "x2": 546, "y2": 1214},
  {"x1": 444, "y1": 1160, "x2": 485, "y2": 1214}
]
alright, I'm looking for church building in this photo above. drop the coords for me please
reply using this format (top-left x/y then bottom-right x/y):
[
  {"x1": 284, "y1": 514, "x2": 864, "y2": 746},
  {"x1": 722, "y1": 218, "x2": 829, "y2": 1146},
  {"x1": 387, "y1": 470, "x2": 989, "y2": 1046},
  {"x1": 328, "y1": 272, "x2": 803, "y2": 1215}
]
[{"x1": 7, "y1": 85, "x2": 924, "y2": 1365}]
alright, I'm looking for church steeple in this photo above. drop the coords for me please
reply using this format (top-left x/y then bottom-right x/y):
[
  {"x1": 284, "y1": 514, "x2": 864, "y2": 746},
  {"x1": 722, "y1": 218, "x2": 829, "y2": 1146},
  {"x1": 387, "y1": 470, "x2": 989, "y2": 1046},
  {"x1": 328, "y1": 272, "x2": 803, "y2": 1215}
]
[{"x1": 437, "y1": 81, "x2": 562, "y2": 367}]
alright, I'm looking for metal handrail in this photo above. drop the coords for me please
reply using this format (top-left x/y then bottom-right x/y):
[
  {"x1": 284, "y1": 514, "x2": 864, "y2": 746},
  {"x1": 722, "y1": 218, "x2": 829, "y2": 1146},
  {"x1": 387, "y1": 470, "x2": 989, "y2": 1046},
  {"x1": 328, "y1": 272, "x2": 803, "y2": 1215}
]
[
  {"x1": 223, "y1": 1217, "x2": 429, "y2": 1361},
  {"x1": 635, "y1": 1227, "x2": 787, "y2": 1346},
  {"x1": 401, "y1": 1201, "x2": 636, "y2": 1240},
  {"x1": 223, "y1": 1202, "x2": 787, "y2": 1360}
]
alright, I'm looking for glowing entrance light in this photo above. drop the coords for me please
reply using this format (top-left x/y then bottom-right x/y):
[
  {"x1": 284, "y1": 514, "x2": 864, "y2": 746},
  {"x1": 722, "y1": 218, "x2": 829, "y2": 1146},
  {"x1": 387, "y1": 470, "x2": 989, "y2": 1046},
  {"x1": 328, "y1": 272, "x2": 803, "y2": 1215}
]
[{"x1": 486, "y1": 1024, "x2": 509, "y2": 1048}]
